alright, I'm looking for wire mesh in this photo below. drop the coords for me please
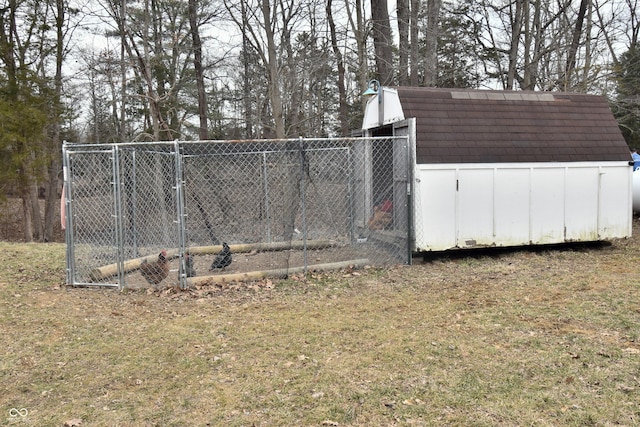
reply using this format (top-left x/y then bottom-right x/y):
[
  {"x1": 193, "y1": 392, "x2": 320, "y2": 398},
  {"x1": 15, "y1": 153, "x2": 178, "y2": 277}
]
[{"x1": 62, "y1": 137, "x2": 411, "y2": 289}]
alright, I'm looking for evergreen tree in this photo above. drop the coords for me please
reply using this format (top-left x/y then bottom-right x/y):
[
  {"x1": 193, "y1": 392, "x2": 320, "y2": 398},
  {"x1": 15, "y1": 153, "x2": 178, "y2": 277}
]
[{"x1": 613, "y1": 44, "x2": 640, "y2": 147}]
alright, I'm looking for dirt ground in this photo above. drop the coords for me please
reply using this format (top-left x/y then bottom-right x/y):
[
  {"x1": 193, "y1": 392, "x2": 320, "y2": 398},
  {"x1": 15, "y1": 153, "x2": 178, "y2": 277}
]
[
  {"x1": 1, "y1": 197, "x2": 401, "y2": 288},
  {"x1": 4, "y1": 195, "x2": 639, "y2": 291},
  {"x1": 119, "y1": 242, "x2": 391, "y2": 289}
]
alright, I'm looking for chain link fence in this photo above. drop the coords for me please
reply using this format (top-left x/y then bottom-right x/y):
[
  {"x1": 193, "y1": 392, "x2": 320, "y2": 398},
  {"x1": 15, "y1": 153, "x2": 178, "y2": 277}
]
[{"x1": 62, "y1": 137, "x2": 412, "y2": 289}]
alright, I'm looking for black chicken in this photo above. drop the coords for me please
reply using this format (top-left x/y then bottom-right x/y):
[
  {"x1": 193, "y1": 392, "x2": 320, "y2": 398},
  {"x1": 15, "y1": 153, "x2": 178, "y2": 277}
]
[{"x1": 209, "y1": 242, "x2": 232, "y2": 271}]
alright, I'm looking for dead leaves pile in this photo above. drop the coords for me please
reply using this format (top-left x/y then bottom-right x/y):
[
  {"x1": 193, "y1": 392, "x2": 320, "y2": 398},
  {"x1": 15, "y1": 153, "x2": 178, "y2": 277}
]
[
  {"x1": 145, "y1": 277, "x2": 277, "y2": 300},
  {"x1": 143, "y1": 265, "x2": 371, "y2": 301}
]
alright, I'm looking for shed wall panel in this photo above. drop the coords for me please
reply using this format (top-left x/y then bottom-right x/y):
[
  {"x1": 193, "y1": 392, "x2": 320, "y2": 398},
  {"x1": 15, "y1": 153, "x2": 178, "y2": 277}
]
[
  {"x1": 530, "y1": 168, "x2": 565, "y2": 244},
  {"x1": 413, "y1": 162, "x2": 632, "y2": 252},
  {"x1": 598, "y1": 166, "x2": 633, "y2": 238},
  {"x1": 457, "y1": 169, "x2": 495, "y2": 246},
  {"x1": 416, "y1": 169, "x2": 457, "y2": 250},
  {"x1": 565, "y1": 168, "x2": 599, "y2": 241},
  {"x1": 494, "y1": 168, "x2": 531, "y2": 246}
]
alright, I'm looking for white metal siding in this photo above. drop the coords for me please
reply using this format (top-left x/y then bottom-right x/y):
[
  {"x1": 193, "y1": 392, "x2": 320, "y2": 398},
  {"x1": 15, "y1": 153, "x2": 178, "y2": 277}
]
[
  {"x1": 494, "y1": 168, "x2": 530, "y2": 246},
  {"x1": 530, "y1": 168, "x2": 565, "y2": 244},
  {"x1": 414, "y1": 162, "x2": 632, "y2": 252},
  {"x1": 598, "y1": 166, "x2": 633, "y2": 238},
  {"x1": 417, "y1": 169, "x2": 457, "y2": 250},
  {"x1": 457, "y1": 169, "x2": 494, "y2": 246},
  {"x1": 565, "y1": 167, "x2": 599, "y2": 241}
]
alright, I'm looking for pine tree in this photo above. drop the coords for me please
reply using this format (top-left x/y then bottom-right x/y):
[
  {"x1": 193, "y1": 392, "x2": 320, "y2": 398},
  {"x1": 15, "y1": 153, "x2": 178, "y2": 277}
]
[{"x1": 613, "y1": 45, "x2": 640, "y2": 147}]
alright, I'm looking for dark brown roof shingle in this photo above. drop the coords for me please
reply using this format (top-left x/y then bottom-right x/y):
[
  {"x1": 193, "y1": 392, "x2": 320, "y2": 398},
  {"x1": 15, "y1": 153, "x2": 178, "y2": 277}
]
[{"x1": 394, "y1": 87, "x2": 630, "y2": 164}]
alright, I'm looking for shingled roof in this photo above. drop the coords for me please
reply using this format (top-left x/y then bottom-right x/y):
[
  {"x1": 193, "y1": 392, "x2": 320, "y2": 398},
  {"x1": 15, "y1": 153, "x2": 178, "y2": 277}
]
[{"x1": 394, "y1": 87, "x2": 631, "y2": 164}]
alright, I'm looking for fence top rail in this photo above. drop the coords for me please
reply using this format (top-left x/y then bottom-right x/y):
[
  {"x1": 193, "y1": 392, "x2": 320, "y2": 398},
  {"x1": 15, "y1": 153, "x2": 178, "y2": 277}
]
[{"x1": 62, "y1": 136, "x2": 408, "y2": 151}]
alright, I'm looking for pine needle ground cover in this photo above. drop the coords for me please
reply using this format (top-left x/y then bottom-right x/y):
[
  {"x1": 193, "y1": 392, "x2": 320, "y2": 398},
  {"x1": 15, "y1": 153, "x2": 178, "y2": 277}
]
[{"x1": 1, "y1": 222, "x2": 639, "y2": 426}]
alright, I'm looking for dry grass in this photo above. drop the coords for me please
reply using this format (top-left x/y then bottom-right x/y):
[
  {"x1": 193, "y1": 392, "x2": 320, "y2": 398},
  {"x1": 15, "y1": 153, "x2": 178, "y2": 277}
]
[{"x1": 2, "y1": 221, "x2": 640, "y2": 426}]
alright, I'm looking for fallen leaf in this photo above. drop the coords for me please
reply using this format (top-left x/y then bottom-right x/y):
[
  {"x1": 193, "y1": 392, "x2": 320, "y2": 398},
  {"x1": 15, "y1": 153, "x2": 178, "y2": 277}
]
[{"x1": 617, "y1": 384, "x2": 635, "y2": 393}]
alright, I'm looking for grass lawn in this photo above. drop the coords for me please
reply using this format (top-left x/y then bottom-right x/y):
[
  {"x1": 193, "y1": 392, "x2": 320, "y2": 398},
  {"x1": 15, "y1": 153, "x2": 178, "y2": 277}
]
[{"x1": 1, "y1": 224, "x2": 639, "y2": 426}]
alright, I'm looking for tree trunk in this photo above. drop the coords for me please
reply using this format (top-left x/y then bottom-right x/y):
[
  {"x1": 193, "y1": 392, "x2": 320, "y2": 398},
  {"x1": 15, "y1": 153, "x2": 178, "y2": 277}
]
[
  {"x1": 21, "y1": 193, "x2": 33, "y2": 242},
  {"x1": 370, "y1": 0, "x2": 394, "y2": 85},
  {"x1": 397, "y1": 0, "x2": 410, "y2": 85},
  {"x1": 30, "y1": 183, "x2": 43, "y2": 241},
  {"x1": 506, "y1": 0, "x2": 524, "y2": 90},
  {"x1": 189, "y1": 0, "x2": 208, "y2": 140},
  {"x1": 327, "y1": 0, "x2": 349, "y2": 135},
  {"x1": 579, "y1": 0, "x2": 593, "y2": 91},
  {"x1": 522, "y1": 0, "x2": 540, "y2": 90},
  {"x1": 44, "y1": 161, "x2": 61, "y2": 242},
  {"x1": 560, "y1": 0, "x2": 588, "y2": 90},
  {"x1": 424, "y1": 0, "x2": 441, "y2": 86},
  {"x1": 261, "y1": 0, "x2": 285, "y2": 139},
  {"x1": 344, "y1": 0, "x2": 369, "y2": 108},
  {"x1": 240, "y1": 1, "x2": 253, "y2": 138},
  {"x1": 44, "y1": 0, "x2": 65, "y2": 242},
  {"x1": 120, "y1": 0, "x2": 127, "y2": 141},
  {"x1": 410, "y1": 0, "x2": 420, "y2": 85}
]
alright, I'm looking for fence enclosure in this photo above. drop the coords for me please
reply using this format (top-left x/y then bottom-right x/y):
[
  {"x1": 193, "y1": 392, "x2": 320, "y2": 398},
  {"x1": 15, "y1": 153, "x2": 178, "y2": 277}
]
[{"x1": 62, "y1": 137, "x2": 412, "y2": 289}]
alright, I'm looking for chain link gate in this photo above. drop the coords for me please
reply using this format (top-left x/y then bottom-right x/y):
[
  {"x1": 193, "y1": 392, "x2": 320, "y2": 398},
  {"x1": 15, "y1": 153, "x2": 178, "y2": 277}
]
[{"x1": 62, "y1": 137, "x2": 412, "y2": 289}]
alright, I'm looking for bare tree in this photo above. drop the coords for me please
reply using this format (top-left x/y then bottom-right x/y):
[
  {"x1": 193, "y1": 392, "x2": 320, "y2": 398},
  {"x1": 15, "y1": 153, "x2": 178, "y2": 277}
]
[
  {"x1": 189, "y1": 0, "x2": 208, "y2": 140},
  {"x1": 43, "y1": 0, "x2": 68, "y2": 241},
  {"x1": 507, "y1": 0, "x2": 524, "y2": 89},
  {"x1": 261, "y1": 0, "x2": 285, "y2": 138},
  {"x1": 397, "y1": 0, "x2": 410, "y2": 85},
  {"x1": 410, "y1": 0, "x2": 420, "y2": 85},
  {"x1": 553, "y1": 0, "x2": 589, "y2": 90},
  {"x1": 327, "y1": 0, "x2": 349, "y2": 135},
  {"x1": 475, "y1": 0, "x2": 608, "y2": 91},
  {"x1": 97, "y1": 0, "x2": 223, "y2": 141},
  {"x1": 343, "y1": 0, "x2": 369, "y2": 106},
  {"x1": 424, "y1": 0, "x2": 442, "y2": 86},
  {"x1": 224, "y1": 0, "x2": 286, "y2": 138},
  {"x1": 370, "y1": 0, "x2": 394, "y2": 85},
  {"x1": 397, "y1": 0, "x2": 421, "y2": 85}
]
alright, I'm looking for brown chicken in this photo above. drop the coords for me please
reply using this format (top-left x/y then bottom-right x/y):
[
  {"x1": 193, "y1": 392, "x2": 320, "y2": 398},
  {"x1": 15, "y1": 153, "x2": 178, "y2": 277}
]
[{"x1": 139, "y1": 250, "x2": 170, "y2": 285}]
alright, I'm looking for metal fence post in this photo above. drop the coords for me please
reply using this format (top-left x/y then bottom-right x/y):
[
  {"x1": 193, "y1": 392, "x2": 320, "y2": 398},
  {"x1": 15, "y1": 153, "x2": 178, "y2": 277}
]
[
  {"x1": 62, "y1": 142, "x2": 74, "y2": 285},
  {"x1": 175, "y1": 141, "x2": 188, "y2": 289},
  {"x1": 262, "y1": 152, "x2": 272, "y2": 243},
  {"x1": 128, "y1": 150, "x2": 139, "y2": 256},
  {"x1": 298, "y1": 137, "x2": 308, "y2": 272},
  {"x1": 347, "y1": 142, "x2": 355, "y2": 243},
  {"x1": 405, "y1": 139, "x2": 413, "y2": 265},
  {"x1": 112, "y1": 145, "x2": 126, "y2": 289}
]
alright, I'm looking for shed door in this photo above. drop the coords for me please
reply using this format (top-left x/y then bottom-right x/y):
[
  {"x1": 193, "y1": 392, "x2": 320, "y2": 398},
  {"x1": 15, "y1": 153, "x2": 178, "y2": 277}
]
[{"x1": 391, "y1": 119, "x2": 415, "y2": 235}]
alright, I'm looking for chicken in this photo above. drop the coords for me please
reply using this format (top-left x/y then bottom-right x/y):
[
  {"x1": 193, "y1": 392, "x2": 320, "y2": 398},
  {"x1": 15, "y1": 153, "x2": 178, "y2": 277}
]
[
  {"x1": 185, "y1": 251, "x2": 196, "y2": 277},
  {"x1": 209, "y1": 242, "x2": 232, "y2": 270},
  {"x1": 368, "y1": 206, "x2": 392, "y2": 230},
  {"x1": 139, "y1": 250, "x2": 170, "y2": 285}
]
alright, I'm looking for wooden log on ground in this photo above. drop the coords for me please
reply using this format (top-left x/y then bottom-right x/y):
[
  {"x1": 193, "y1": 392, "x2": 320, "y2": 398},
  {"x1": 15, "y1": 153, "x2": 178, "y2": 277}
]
[
  {"x1": 89, "y1": 249, "x2": 179, "y2": 282},
  {"x1": 187, "y1": 258, "x2": 371, "y2": 286},
  {"x1": 88, "y1": 240, "x2": 334, "y2": 281},
  {"x1": 187, "y1": 240, "x2": 333, "y2": 256}
]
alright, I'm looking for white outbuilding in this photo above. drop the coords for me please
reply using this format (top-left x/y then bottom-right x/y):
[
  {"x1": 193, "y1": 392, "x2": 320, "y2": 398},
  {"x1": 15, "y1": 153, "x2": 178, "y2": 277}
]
[{"x1": 361, "y1": 86, "x2": 633, "y2": 252}]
